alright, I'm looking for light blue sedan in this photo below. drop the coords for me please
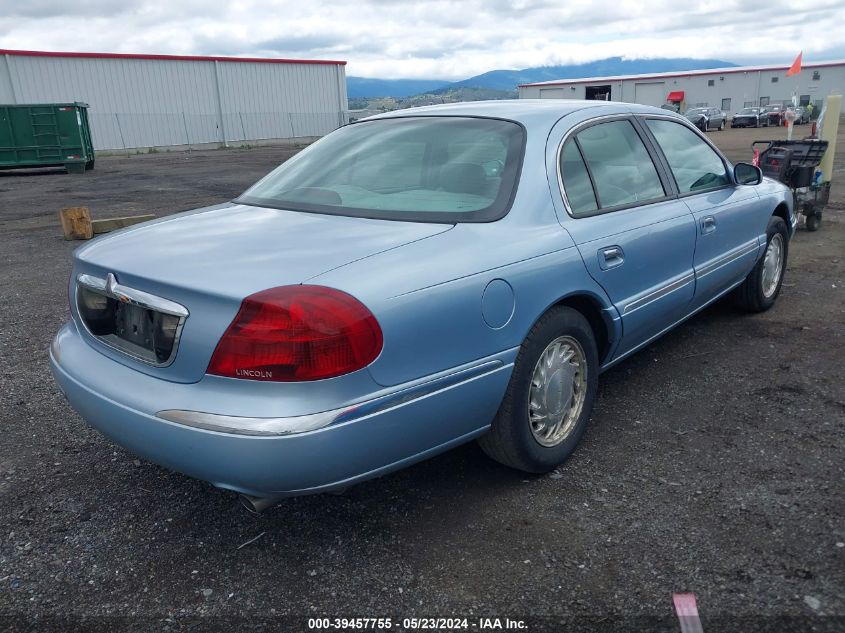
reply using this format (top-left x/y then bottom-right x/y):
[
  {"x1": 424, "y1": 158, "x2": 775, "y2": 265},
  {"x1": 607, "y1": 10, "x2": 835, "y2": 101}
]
[{"x1": 50, "y1": 100, "x2": 795, "y2": 511}]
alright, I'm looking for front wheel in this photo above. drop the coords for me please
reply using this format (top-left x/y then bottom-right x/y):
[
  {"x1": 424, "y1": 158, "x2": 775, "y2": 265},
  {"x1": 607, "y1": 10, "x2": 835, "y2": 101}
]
[
  {"x1": 478, "y1": 307, "x2": 598, "y2": 473},
  {"x1": 734, "y1": 216, "x2": 789, "y2": 312}
]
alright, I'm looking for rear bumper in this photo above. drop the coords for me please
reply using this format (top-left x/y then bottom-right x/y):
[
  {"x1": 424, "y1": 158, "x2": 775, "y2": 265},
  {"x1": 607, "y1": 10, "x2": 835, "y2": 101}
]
[{"x1": 50, "y1": 322, "x2": 514, "y2": 496}]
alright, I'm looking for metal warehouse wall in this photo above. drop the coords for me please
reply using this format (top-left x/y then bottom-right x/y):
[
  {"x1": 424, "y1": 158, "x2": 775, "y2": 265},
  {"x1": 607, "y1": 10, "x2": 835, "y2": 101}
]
[
  {"x1": 519, "y1": 63, "x2": 845, "y2": 114},
  {"x1": 0, "y1": 52, "x2": 348, "y2": 150}
]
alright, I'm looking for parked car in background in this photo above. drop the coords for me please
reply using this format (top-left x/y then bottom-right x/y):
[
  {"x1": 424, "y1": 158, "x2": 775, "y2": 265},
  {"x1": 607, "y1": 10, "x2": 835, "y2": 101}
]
[
  {"x1": 788, "y1": 106, "x2": 810, "y2": 124},
  {"x1": 660, "y1": 103, "x2": 680, "y2": 113},
  {"x1": 50, "y1": 101, "x2": 795, "y2": 509},
  {"x1": 731, "y1": 107, "x2": 766, "y2": 128},
  {"x1": 763, "y1": 104, "x2": 785, "y2": 126},
  {"x1": 684, "y1": 107, "x2": 726, "y2": 131}
]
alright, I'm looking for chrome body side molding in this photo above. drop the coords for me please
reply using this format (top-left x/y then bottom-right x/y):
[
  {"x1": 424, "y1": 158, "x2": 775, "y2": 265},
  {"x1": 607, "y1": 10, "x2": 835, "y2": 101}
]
[{"x1": 157, "y1": 360, "x2": 507, "y2": 436}]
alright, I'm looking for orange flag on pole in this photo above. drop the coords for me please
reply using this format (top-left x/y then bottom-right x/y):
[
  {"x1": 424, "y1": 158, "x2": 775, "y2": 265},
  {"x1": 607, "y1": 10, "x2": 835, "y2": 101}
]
[{"x1": 786, "y1": 52, "x2": 802, "y2": 77}]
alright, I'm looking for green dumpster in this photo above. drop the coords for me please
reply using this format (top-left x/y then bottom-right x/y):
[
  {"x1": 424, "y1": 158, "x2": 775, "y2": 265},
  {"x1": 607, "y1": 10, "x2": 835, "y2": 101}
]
[{"x1": 0, "y1": 102, "x2": 95, "y2": 173}]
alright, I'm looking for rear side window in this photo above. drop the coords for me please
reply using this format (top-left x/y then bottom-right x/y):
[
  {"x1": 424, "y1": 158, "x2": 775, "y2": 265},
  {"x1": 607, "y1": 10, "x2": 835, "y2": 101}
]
[
  {"x1": 559, "y1": 141, "x2": 597, "y2": 215},
  {"x1": 574, "y1": 120, "x2": 665, "y2": 209},
  {"x1": 646, "y1": 119, "x2": 729, "y2": 193}
]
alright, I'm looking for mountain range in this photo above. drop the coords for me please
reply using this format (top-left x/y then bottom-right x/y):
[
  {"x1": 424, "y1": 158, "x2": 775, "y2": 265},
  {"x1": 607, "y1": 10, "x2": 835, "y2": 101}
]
[{"x1": 347, "y1": 57, "x2": 737, "y2": 98}]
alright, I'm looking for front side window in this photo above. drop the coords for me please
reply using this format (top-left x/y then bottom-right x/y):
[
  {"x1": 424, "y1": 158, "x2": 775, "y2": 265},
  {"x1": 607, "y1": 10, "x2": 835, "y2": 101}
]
[
  {"x1": 573, "y1": 120, "x2": 665, "y2": 209},
  {"x1": 237, "y1": 117, "x2": 525, "y2": 222},
  {"x1": 646, "y1": 119, "x2": 729, "y2": 193}
]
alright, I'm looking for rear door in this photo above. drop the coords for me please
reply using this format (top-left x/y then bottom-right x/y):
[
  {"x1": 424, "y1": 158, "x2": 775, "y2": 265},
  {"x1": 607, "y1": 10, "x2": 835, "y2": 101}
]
[
  {"x1": 555, "y1": 116, "x2": 697, "y2": 359},
  {"x1": 642, "y1": 117, "x2": 761, "y2": 309}
]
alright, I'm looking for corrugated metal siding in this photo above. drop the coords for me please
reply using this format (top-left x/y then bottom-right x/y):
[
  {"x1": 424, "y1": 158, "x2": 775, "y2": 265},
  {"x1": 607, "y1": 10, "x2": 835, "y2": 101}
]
[
  {"x1": 0, "y1": 53, "x2": 347, "y2": 150},
  {"x1": 519, "y1": 64, "x2": 845, "y2": 112},
  {"x1": 216, "y1": 60, "x2": 344, "y2": 141}
]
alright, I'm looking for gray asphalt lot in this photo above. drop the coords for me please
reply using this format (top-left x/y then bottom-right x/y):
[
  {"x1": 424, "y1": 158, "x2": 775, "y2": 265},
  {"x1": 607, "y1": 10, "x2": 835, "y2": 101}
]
[{"x1": 0, "y1": 123, "x2": 843, "y2": 632}]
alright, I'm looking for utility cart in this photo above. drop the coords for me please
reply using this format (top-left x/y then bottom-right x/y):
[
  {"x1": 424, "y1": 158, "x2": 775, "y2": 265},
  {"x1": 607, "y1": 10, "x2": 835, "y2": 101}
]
[{"x1": 752, "y1": 139, "x2": 830, "y2": 231}]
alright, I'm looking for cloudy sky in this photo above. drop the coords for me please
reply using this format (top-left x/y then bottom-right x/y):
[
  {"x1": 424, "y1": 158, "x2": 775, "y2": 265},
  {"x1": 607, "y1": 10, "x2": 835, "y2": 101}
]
[{"x1": 2, "y1": 0, "x2": 844, "y2": 79}]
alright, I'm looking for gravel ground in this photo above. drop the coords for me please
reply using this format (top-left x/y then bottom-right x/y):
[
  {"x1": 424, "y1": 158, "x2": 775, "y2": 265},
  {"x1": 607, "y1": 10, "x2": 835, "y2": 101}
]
[{"x1": 0, "y1": 122, "x2": 843, "y2": 632}]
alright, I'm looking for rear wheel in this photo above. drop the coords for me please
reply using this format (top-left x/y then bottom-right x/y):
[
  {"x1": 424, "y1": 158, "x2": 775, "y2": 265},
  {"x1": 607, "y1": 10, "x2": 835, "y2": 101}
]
[
  {"x1": 734, "y1": 216, "x2": 789, "y2": 312},
  {"x1": 478, "y1": 307, "x2": 598, "y2": 473}
]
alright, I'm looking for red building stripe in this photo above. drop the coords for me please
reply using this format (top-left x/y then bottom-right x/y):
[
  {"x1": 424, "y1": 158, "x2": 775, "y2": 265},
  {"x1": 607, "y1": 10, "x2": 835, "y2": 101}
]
[
  {"x1": 519, "y1": 60, "x2": 843, "y2": 88},
  {"x1": 0, "y1": 48, "x2": 346, "y2": 66}
]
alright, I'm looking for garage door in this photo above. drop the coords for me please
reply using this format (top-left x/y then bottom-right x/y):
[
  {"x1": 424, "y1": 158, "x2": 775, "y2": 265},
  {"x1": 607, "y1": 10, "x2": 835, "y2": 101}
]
[
  {"x1": 634, "y1": 82, "x2": 666, "y2": 107},
  {"x1": 539, "y1": 88, "x2": 566, "y2": 99}
]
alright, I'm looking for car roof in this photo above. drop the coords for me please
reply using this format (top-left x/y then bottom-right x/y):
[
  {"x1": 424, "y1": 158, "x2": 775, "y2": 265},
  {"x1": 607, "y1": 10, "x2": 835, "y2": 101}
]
[{"x1": 361, "y1": 99, "x2": 684, "y2": 129}]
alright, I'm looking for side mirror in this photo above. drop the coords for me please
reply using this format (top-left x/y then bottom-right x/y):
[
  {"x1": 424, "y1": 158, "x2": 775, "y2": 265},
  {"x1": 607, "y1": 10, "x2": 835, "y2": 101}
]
[{"x1": 734, "y1": 162, "x2": 762, "y2": 185}]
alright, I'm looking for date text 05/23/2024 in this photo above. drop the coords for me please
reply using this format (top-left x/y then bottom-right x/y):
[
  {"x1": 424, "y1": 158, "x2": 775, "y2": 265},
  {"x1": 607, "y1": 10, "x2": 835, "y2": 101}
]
[{"x1": 307, "y1": 617, "x2": 527, "y2": 630}]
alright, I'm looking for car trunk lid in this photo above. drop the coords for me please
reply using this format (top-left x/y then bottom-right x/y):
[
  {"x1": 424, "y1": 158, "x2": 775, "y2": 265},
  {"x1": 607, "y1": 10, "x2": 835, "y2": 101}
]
[{"x1": 71, "y1": 203, "x2": 453, "y2": 383}]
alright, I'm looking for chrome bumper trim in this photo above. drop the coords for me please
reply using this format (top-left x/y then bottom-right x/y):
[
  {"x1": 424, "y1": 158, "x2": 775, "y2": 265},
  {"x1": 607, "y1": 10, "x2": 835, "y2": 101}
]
[
  {"x1": 156, "y1": 360, "x2": 506, "y2": 437},
  {"x1": 157, "y1": 407, "x2": 341, "y2": 436}
]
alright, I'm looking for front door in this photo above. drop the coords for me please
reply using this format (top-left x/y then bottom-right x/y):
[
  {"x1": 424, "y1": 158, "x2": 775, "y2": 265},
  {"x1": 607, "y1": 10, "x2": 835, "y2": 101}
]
[{"x1": 556, "y1": 117, "x2": 698, "y2": 358}]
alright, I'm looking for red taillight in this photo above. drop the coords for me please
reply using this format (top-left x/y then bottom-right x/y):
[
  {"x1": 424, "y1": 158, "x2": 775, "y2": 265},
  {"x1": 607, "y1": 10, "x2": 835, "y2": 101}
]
[{"x1": 207, "y1": 285, "x2": 383, "y2": 382}]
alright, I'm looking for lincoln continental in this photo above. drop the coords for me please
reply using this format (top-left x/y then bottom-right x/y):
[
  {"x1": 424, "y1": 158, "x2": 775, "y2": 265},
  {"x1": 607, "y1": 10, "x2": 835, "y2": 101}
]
[{"x1": 50, "y1": 100, "x2": 795, "y2": 511}]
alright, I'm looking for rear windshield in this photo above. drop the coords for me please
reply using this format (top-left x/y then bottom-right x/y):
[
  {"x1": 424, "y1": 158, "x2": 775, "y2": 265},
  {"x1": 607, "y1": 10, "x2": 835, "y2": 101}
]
[{"x1": 236, "y1": 117, "x2": 525, "y2": 223}]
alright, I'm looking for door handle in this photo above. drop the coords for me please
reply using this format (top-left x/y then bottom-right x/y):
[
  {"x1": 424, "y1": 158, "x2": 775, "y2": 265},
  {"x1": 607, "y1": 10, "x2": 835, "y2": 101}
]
[
  {"x1": 701, "y1": 216, "x2": 716, "y2": 234},
  {"x1": 598, "y1": 245, "x2": 624, "y2": 270}
]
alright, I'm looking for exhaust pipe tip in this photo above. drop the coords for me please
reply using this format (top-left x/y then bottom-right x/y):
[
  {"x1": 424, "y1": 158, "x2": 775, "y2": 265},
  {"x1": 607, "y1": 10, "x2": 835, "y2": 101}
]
[{"x1": 238, "y1": 494, "x2": 281, "y2": 514}]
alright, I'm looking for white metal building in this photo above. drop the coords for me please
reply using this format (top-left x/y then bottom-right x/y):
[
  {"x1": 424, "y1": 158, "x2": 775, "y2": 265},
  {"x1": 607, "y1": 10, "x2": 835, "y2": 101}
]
[
  {"x1": 519, "y1": 60, "x2": 845, "y2": 114},
  {"x1": 0, "y1": 49, "x2": 348, "y2": 151}
]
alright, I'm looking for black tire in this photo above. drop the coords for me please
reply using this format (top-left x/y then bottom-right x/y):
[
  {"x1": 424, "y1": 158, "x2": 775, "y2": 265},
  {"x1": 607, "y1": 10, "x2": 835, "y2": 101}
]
[
  {"x1": 478, "y1": 307, "x2": 598, "y2": 473},
  {"x1": 719, "y1": 119, "x2": 725, "y2": 131},
  {"x1": 806, "y1": 214, "x2": 821, "y2": 232},
  {"x1": 734, "y1": 216, "x2": 789, "y2": 312}
]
